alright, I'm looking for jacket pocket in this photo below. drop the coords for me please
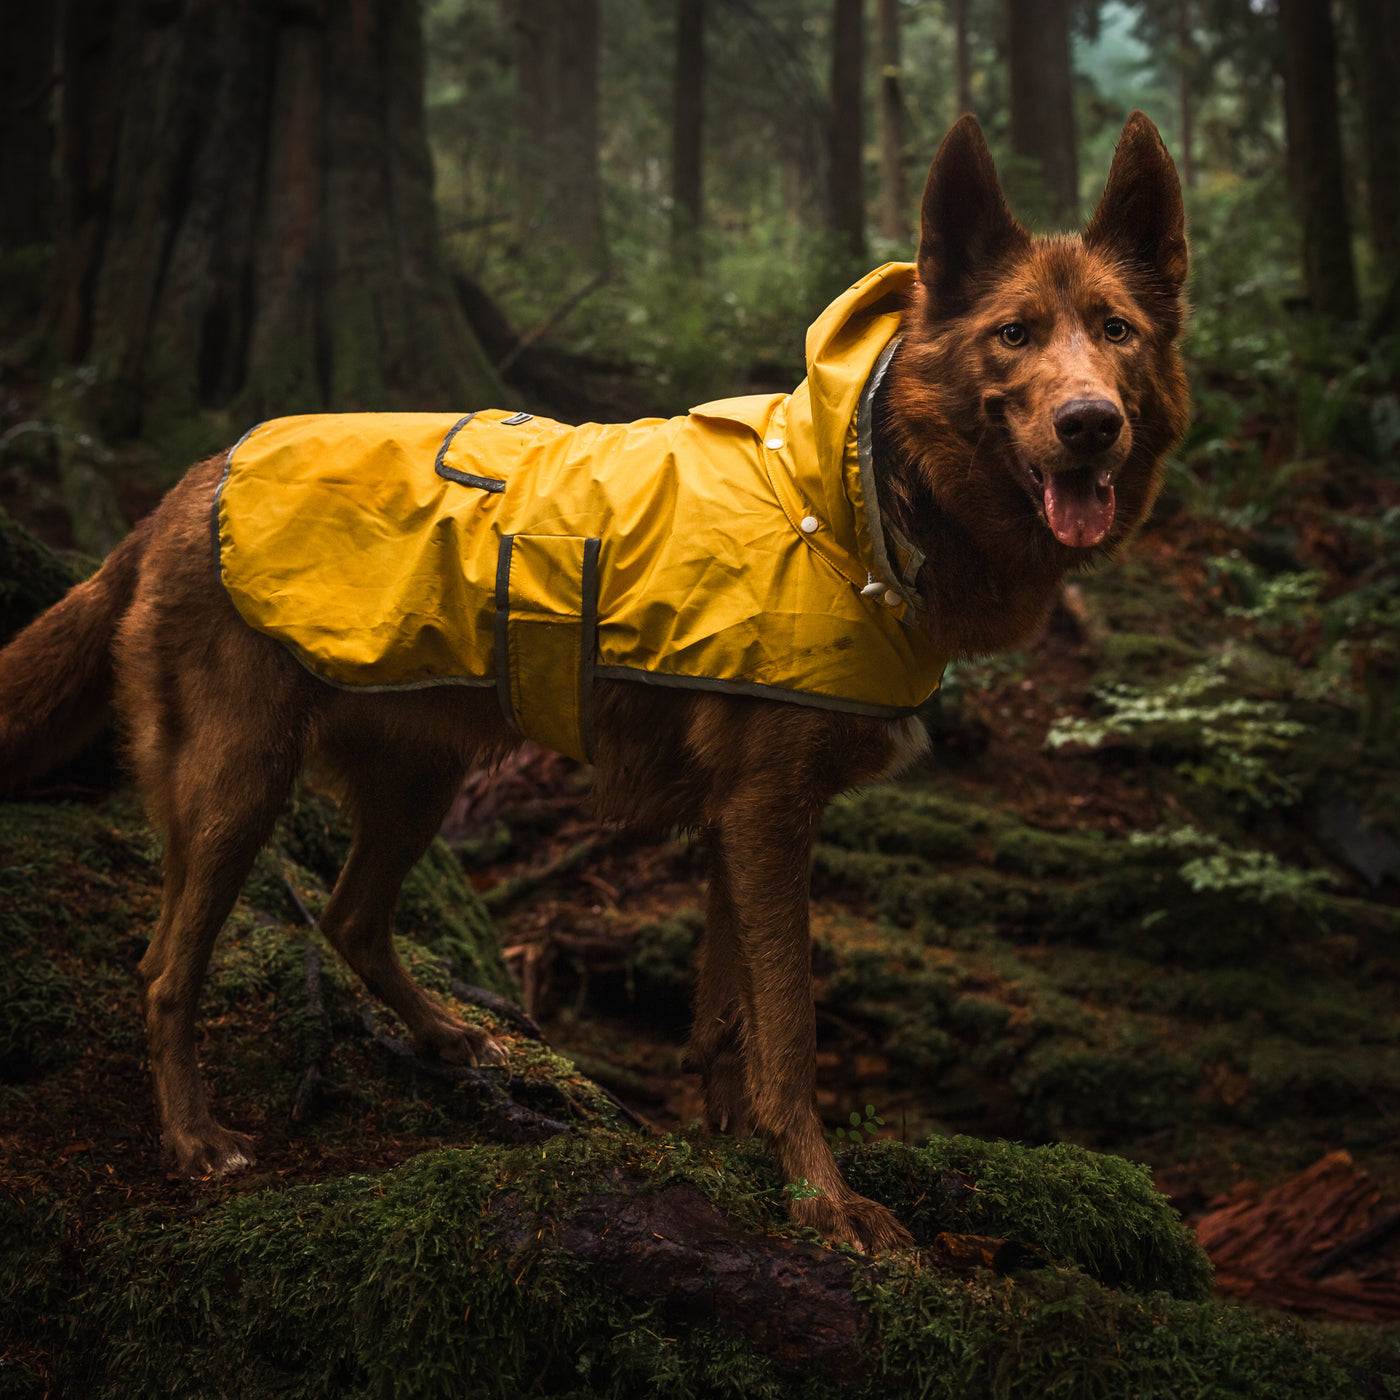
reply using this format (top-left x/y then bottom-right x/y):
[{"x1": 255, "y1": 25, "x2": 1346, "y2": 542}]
[{"x1": 494, "y1": 533, "x2": 601, "y2": 764}]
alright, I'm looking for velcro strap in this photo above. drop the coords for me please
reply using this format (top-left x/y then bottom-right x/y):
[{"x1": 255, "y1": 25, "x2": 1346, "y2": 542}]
[{"x1": 494, "y1": 534, "x2": 601, "y2": 763}]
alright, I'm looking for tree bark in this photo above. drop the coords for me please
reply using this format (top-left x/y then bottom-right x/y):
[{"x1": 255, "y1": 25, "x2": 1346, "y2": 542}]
[
  {"x1": 513, "y1": 0, "x2": 606, "y2": 274},
  {"x1": 1007, "y1": 0, "x2": 1079, "y2": 228},
  {"x1": 876, "y1": 0, "x2": 907, "y2": 246},
  {"x1": 671, "y1": 0, "x2": 706, "y2": 268},
  {"x1": 1352, "y1": 0, "x2": 1400, "y2": 271},
  {"x1": 1177, "y1": 0, "x2": 1196, "y2": 192},
  {"x1": 53, "y1": 0, "x2": 502, "y2": 440},
  {"x1": 952, "y1": 0, "x2": 972, "y2": 117},
  {"x1": 0, "y1": 0, "x2": 56, "y2": 250},
  {"x1": 1278, "y1": 0, "x2": 1359, "y2": 320},
  {"x1": 828, "y1": 0, "x2": 867, "y2": 264}
]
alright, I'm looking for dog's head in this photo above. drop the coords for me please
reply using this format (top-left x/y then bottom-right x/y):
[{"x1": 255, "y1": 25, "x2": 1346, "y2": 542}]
[{"x1": 892, "y1": 112, "x2": 1189, "y2": 556}]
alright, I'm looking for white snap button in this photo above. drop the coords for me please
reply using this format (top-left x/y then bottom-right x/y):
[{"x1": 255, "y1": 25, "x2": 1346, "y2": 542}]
[
  {"x1": 883, "y1": 589, "x2": 900, "y2": 606},
  {"x1": 800, "y1": 516, "x2": 819, "y2": 533},
  {"x1": 765, "y1": 437, "x2": 784, "y2": 450}
]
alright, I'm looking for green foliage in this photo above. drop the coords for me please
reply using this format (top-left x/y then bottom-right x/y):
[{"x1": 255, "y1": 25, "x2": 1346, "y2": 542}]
[
  {"x1": 829, "y1": 1102, "x2": 885, "y2": 1145},
  {"x1": 1129, "y1": 827, "x2": 1336, "y2": 907},
  {"x1": 1046, "y1": 658, "x2": 1310, "y2": 809}
]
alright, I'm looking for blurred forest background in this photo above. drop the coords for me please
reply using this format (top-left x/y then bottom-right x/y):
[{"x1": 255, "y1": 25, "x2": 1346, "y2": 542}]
[{"x1": 5, "y1": 0, "x2": 1400, "y2": 1386}]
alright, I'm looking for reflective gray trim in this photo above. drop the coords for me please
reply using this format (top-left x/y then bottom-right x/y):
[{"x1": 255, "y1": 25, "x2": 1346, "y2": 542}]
[
  {"x1": 578, "y1": 536, "x2": 602, "y2": 761},
  {"x1": 593, "y1": 663, "x2": 927, "y2": 719},
  {"x1": 494, "y1": 534, "x2": 519, "y2": 731},
  {"x1": 435, "y1": 412, "x2": 506, "y2": 493},
  {"x1": 271, "y1": 646, "x2": 495, "y2": 693}
]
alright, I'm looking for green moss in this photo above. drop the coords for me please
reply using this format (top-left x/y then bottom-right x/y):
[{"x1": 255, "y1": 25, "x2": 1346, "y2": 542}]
[
  {"x1": 0, "y1": 503, "x2": 87, "y2": 645},
  {"x1": 22, "y1": 1133, "x2": 1371, "y2": 1399}
]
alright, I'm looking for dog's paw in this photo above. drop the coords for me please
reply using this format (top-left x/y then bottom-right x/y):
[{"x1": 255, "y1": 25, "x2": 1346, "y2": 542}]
[
  {"x1": 165, "y1": 1123, "x2": 258, "y2": 1179},
  {"x1": 421, "y1": 1019, "x2": 508, "y2": 1068},
  {"x1": 790, "y1": 1189, "x2": 913, "y2": 1254}
]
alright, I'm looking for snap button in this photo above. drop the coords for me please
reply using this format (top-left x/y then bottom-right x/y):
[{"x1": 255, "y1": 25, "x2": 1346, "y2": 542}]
[
  {"x1": 765, "y1": 437, "x2": 784, "y2": 450},
  {"x1": 883, "y1": 589, "x2": 900, "y2": 606},
  {"x1": 800, "y1": 516, "x2": 819, "y2": 533}
]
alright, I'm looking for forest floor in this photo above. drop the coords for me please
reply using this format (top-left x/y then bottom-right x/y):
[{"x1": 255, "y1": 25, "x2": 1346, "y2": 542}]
[{"x1": 4, "y1": 354, "x2": 1400, "y2": 1389}]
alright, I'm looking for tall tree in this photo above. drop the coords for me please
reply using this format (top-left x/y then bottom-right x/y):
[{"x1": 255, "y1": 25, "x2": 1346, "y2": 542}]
[
  {"x1": 828, "y1": 0, "x2": 867, "y2": 263},
  {"x1": 1176, "y1": 0, "x2": 1196, "y2": 192},
  {"x1": 876, "y1": 0, "x2": 907, "y2": 245},
  {"x1": 1352, "y1": 0, "x2": 1400, "y2": 274},
  {"x1": 513, "y1": 0, "x2": 606, "y2": 273},
  {"x1": 1007, "y1": 0, "x2": 1078, "y2": 227},
  {"x1": 672, "y1": 0, "x2": 706, "y2": 267},
  {"x1": 53, "y1": 0, "x2": 502, "y2": 440},
  {"x1": 0, "y1": 0, "x2": 55, "y2": 252},
  {"x1": 952, "y1": 0, "x2": 973, "y2": 117},
  {"x1": 1278, "y1": 0, "x2": 1358, "y2": 319}
]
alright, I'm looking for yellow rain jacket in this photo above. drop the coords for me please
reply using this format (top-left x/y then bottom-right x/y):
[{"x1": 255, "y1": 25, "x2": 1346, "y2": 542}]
[{"x1": 216, "y1": 262, "x2": 945, "y2": 762}]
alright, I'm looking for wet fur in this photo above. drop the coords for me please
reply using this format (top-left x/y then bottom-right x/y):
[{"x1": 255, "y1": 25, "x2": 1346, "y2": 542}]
[{"x1": 0, "y1": 113, "x2": 1188, "y2": 1253}]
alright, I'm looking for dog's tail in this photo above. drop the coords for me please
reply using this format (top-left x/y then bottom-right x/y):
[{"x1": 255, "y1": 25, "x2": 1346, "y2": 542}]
[{"x1": 0, "y1": 519, "x2": 149, "y2": 792}]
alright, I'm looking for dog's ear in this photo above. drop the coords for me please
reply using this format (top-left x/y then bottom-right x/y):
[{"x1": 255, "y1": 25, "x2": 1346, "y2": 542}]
[
  {"x1": 917, "y1": 115, "x2": 1028, "y2": 318},
  {"x1": 1083, "y1": 111, "x2": 1188, "y2": 305}
]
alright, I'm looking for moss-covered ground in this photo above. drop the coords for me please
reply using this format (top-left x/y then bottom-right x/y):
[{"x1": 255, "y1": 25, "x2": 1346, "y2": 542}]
[{"x1": 4, "y1": 352, "x2": 1400, "y2": 1393}]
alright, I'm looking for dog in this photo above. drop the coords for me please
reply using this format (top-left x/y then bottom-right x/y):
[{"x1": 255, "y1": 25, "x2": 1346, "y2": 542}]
[{"x1": 0, "y1": 112, "x2": 1187, "y2": 1252}]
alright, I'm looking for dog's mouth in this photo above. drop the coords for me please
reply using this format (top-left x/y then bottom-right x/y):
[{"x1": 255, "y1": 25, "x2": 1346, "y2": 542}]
[{"x1": 1021, "y1": 460, "x2": 1117, "y2": 549}]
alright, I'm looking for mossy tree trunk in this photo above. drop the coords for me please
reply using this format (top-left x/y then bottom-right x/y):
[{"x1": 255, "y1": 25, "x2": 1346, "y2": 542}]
[
  {"x1": 0, "y1": 0, "x2": 55, "y2": 252},
  {"x1": 54, "y1": 0, "x2": 503, "y2": 444},
  {"x1": 1007, "y1": 0, "x2": 1079, "y2": 228},
  {"x1": 511, "y1": 0, "x2": 606, "y2": 274},
  {"x1": 1278, "y1": 0, "x2": 1359, "y2": 320},
  {"x1": 827, "y1": 0, "x2": 867, "y2": 265}
]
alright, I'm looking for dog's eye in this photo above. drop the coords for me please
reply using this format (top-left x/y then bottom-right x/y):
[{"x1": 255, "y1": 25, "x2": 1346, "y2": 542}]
[
  {"x1": 998, "y1": 323, "x2": 1028, "y2": 348},
  {"x1": 1104, "y1": 317, "x2": 1132, "y2": 342}
]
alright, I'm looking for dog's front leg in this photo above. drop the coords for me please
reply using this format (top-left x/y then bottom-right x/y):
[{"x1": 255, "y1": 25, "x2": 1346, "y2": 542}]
[{"x1": 699, "y1": 800, "x2": 913, "y2": 1254}]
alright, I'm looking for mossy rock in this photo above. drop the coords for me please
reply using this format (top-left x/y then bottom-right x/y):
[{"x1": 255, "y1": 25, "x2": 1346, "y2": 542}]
[
  {"x1": 0, "y1": 502, "x2": 88, "y2": 645},
  {"x1": 7, "y1": 1131, "x2": 1377, "y2": 1399}
]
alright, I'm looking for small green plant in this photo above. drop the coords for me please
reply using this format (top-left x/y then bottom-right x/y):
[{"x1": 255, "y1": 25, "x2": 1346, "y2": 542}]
[
  {"x1": 830, "y1": 1103, "x2": 885, "y2": 1145},
  {"x1": 1129, "y1": 826, "x2": 1336, "y2": 907},
  {"x1": 783, "y1": 1178, "x2": 824, "y2": 1202},
  {"x1": 1046, "y1": 658, "x2": 1310, "y2": 808}
]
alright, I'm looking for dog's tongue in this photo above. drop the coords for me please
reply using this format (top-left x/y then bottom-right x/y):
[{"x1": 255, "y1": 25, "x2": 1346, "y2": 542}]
[{"x1": 1043, "y1": 469, "x2": 1115, "y2": 548}]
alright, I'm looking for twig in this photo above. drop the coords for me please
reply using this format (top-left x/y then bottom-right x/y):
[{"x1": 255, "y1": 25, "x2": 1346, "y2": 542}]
[
  {"x1": 497, "y1": 271, "x2": 610, "y2": 376},
  {"x1": 363, "y1": 1015, "x2": 573, "y2": 1143},
  {"x1": 285, "y1": 874, "x2": 332, "y2": 1124},
  {"x1": 482, "y1": 836, "x2": 616, "y2": 913},
  {"x1": 449, "y1": 980, "x2": 545, "y2": 1041}
]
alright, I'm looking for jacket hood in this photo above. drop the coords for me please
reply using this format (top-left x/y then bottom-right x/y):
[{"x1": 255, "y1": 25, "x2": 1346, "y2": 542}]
[{"x1": 690, "y1": 262, "x2": 921, "y2": 620}]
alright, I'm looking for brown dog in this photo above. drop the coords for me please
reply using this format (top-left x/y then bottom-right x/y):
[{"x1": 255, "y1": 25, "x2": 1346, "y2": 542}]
[{"x1": 0, "y1": 113, "x2": 1187, "y2": 1252}]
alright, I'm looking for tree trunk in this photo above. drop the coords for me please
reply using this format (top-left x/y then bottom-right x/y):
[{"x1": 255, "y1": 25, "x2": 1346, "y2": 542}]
[
  {"x1": 952, "y1": 0, "x2": 972, "y2": 117},
  {"x1": 1177, "y1": 0, "x2": 1196, "y2": 192},
  {"x1": 828, "y1": 0, "x2": 867, "y2": 264},
  {"x1": 53, "y1": 0, "x2": 502, "y2": 441},
  {"x1": 1278, "y1": 0, "x2": 1359, "y2": 320},
  {"x1": 0, "y1": 0, "x2": 56, "y2": 251},
  {"x1": 1352, "y1": 0, "x2": 1400, "y2": 272},
  {"x1": 876, "y1": 0, "x2": 907, "y2": 246},
  {"x1": 671, "y1": 0, "x2": 706, "y2": 269},
  {"x1": 1007, "y1": 0, "x2": 1079, "y2": 228},
  {"x1": 513, "y1": 0, "x2": 606, "y2": 274}
]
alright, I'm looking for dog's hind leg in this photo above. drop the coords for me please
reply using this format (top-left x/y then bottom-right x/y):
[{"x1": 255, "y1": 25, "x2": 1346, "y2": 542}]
[
  {"x1": 314, "y1": 698, "x2": 507, "y2": 1068},
  {"x1": 132, "y1": 690, "x2": 310, "y2": 1177}
]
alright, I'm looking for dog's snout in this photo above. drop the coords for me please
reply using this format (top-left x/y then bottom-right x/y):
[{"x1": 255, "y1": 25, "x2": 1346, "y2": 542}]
[{"x1": 1053, "y1": 398, "x2": 1123, "y2": 455}]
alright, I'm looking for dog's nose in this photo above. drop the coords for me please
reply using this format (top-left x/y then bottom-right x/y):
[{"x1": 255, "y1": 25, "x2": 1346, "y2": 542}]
[{"x1": 1054, "y1": 398, "x2": 1123, "y2": 454}]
